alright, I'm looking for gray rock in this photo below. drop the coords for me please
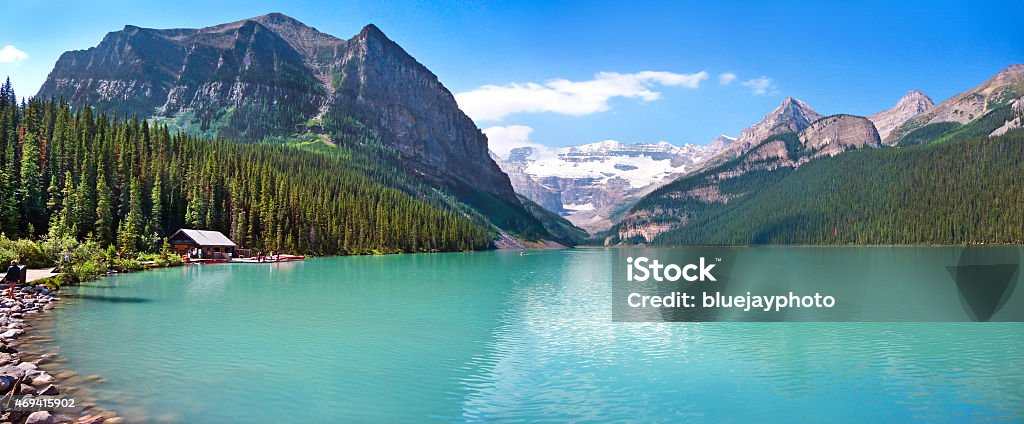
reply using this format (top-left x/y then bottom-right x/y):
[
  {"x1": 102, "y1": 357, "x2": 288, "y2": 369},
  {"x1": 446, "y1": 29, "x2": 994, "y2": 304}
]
[
  {"x1": 30, "y1": 373, "x2": 53, "y2": 386},
  {"x1": 25, "y1": 410, "x2": 53, "y2": 424},
  {"x1": 76, "y1": 415, "x2": 105, "y2": 424},
  {"x1": 16, "y1": 361, "x2": 37, "y2": 372},
  {"x1": 38, "y1": 384, "x2": 59, "y2": 395},
  {"x1": 0, "y1": 364, "x2": 25, "y2": 379}
]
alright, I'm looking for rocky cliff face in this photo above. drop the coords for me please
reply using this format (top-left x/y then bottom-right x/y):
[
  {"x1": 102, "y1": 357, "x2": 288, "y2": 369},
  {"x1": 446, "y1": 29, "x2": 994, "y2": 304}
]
[
  {"x1": 990, "y1": 95, "x2": 1024, "y2": 137},
  {"x1": 800, "y1": 115, "x2": 881, "y2": 157},
  {"x1": 492, "y1": 151, "x2": 565, "y2": 213},
  {"x1": 39, "y1": 15, "x2": 327, "y2": 138},
  {"x1": 37, "y1": 13, "x2": 521, "y2": 206},
  {"x1": 326, "y1": 24, "x2": 517, "y2": 203},
  {"x1": 869, "y1": 90, "x2": 934, "y2": 144}
]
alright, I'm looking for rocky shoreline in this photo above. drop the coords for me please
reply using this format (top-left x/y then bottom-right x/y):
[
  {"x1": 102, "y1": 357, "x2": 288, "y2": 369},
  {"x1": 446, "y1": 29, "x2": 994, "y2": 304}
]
[{"x1": 0, "y1": 287, "x2": 119, "y2": 424}]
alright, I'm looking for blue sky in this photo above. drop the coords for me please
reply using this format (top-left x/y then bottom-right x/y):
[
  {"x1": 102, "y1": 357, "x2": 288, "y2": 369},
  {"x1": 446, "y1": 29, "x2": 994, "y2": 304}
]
[{"x1": 0, "y1": 0, "x2": 1021, "y2": 153}]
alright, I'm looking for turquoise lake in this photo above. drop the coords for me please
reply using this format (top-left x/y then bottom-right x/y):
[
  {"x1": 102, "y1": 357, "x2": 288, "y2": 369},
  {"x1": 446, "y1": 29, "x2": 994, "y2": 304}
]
[{"x1": 38, "y1": 248, "x2": 1024, "y2": 422}]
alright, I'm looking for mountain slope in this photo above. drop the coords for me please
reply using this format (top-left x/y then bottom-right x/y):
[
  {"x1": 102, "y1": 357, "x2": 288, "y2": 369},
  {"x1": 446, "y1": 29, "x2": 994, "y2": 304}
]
[
  {"x1": 36, "y1": 13, "x2": 570, "y2": 244},
  {"x1": 612, "y1": 129, "x2": 1024, "y2": 245},
  {"x1": 868, "y1": 90, "x2": 934, "y2": 144},
  {"x1": 888, "y1": 64, "x2": 1024, "y2": 145},
  {"x1": 610, "y1": 111, "x2": 882, "y2": 243}
]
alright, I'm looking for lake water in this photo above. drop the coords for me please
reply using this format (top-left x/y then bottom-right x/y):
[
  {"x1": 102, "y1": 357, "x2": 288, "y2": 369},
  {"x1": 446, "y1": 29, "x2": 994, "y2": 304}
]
[{"x1": 38, "y1": 248, "x2": 1024, "y2": 422}]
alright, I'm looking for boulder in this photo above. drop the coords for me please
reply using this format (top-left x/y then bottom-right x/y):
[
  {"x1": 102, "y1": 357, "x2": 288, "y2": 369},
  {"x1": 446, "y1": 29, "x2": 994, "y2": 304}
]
[
  {"x1": 25, "y1": 411, "x2": 54, "y2": 424},
  {"x1": 76, "y1": 415, "x2": 105, "y2": 424},
  {"x1": 31, "y1": 373, "x2": 53, "y2": 386},
  {"x1": 0, "y1": 375, "x2": 17, "y2": 393},
  {"x1": 0, "y1": 364, "x2": 26, "y2": 378},
  {"x1": 16, "y1": 362, "x2": 38, "y2": 372},
  {"x1": 38, "y1": 384, "x2": 59, "y2": 395}
]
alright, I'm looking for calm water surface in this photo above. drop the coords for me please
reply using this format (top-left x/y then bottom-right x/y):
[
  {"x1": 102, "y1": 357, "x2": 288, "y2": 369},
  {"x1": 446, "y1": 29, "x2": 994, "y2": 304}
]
[{"x1": 39, "y1": 248, "x2": 1024, "y2": 422}]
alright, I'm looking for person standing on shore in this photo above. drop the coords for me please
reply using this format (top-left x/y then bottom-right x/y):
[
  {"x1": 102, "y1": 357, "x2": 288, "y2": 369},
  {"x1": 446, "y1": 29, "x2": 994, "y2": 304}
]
[{"x1": 5, "y1": 260, "x2": 19, "y2": 299}]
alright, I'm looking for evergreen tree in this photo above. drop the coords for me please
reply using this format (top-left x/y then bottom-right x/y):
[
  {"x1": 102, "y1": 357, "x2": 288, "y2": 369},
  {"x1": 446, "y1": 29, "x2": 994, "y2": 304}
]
[{"x1": 95, "y1": 166, "x2": 114, "y2": 246}]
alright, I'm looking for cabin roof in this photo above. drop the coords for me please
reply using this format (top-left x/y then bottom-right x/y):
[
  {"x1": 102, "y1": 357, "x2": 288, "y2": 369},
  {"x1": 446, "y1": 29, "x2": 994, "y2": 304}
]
[{"x1": 172, "y1": 229, "x2": 236, "y2": 247}]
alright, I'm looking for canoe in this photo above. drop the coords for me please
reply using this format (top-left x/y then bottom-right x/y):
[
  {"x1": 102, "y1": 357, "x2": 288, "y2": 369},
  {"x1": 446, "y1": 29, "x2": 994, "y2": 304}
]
[{"x1": 232, "y1": 255, "x2": 305, "y2": 264}]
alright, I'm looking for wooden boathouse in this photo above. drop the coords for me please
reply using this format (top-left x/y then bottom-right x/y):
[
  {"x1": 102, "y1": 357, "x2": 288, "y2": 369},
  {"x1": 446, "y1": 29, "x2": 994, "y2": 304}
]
[{"x1": 169, "y1": 229, "x2": 237, "y2": 260}]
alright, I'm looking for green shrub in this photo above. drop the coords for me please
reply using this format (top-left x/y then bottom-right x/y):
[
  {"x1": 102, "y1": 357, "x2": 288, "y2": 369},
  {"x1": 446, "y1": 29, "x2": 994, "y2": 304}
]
[
  {"x1": 111, "y1": 258, "x2": 144, "y2": 272},
  {"x1": 151, "y1": 253, "x2": 184, "y2": 268},
  {"x1": 59, "y1": 258, "x2": 105, "y2": 285},
  {"x1": 0, "y1": 247, "x2": 15, "y2": 268},
  {"x1": 58, "y1": 239, "x2": 106, "y2": 285},
  {"x1": 11, "y1": 239, "x2": 50, "y2": 268},
  {"x1": 0, "y1": 235, "x2": 46, "y2": 267},
  {"x1": 32, "y1": 276, "x2": 61, "y2": 292}
]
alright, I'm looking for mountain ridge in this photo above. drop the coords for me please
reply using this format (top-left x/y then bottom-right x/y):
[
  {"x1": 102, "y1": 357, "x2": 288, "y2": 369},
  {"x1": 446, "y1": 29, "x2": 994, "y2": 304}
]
[
  {"x1": 888, "y1": 64, "x2": 1024, "y2": 144},
  {"x1": 36, "y1": 13, "x2": 570, "y2": 244},
  {"x1": 607, "y1": 66, "x2": 1023, "y2": 246}
]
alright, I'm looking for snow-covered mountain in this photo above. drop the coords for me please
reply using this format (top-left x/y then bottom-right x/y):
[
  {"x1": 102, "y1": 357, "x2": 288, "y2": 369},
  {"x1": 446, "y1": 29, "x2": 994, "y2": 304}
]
[{"x1": 494, "y1": 138, "x2": 733, "y2": 233}]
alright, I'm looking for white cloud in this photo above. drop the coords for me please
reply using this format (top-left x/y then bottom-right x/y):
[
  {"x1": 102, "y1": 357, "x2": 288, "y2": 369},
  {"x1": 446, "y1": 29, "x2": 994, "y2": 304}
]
[
  {"x1": 0, "y1": 45, "x2": 27, "y2": 66},
  {"x1": 718, "y1": 73, "x2": 737, "y2": 85},
  {"x1": 456, "y1": 70, "x2": 709, "y2": 121},
  {"x1": 483, "y1": 125, "x2": 547, "y2": 159},
  {"x1": 741, "y1": 76, "x2": 777, "y2": 95}
]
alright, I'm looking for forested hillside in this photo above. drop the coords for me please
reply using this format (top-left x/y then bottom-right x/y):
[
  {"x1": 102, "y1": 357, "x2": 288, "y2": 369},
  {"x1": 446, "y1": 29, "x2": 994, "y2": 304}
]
[
  {"x1": 0, "y1": 79, "x2": 495, "y2": 255},
  {"x1": 611, "y1": 129, "x2": 1024, "y2": 245}
]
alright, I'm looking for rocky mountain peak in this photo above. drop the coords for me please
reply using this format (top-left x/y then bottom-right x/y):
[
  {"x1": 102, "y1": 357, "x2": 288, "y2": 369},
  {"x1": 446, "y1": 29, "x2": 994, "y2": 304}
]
[
  {"x1": 869, "y1": 90, "x2": 934, "y2": 144},
  {"x1": 357, "y1": 23, "x2": 386, "y2": 39},
  {"x1": 703, "y1": 97, "x2": 822, "y2": 167},
  {"x1": 701, "y1": 135, "x2": 736, "y2": 155},
  {"x1": 897, "y1": 90, "x2": 934, "y2": 109},
  {"x1": 37, "y1": 13, "x2": 524, "y2": 208},
  {"x1": 992, "y1": 64, "x2": 1024, "y2": 80},
  {"x1": 774, "y1": 97, "x2": 820, "y2": 122}
]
